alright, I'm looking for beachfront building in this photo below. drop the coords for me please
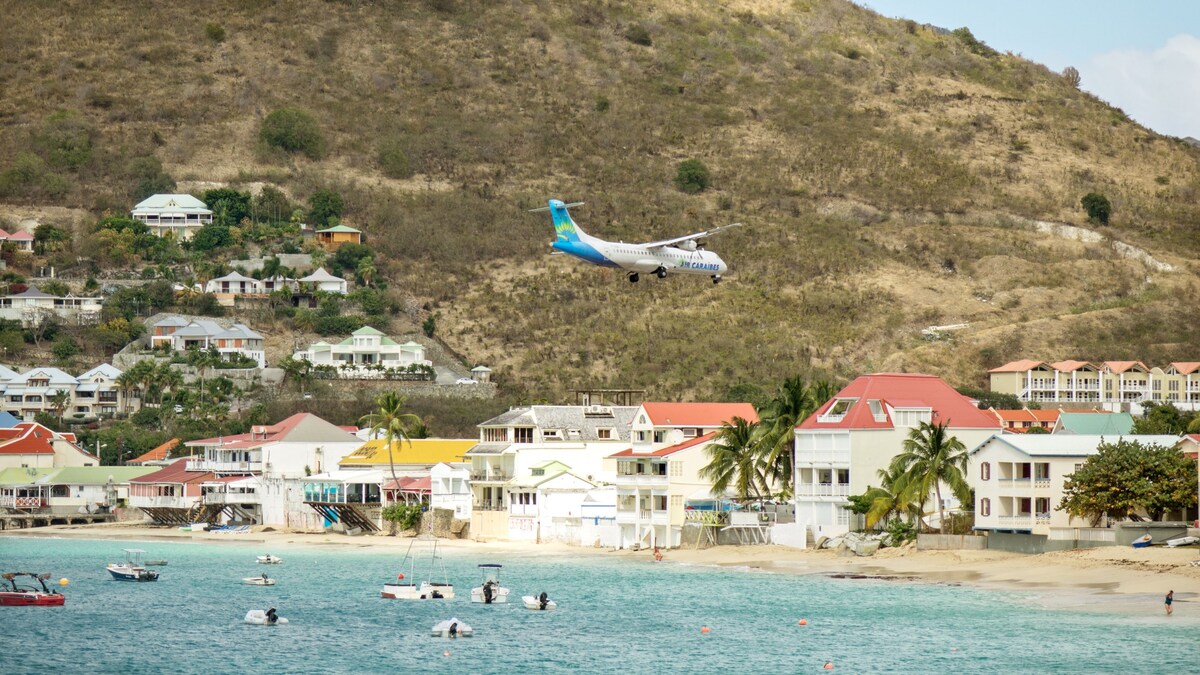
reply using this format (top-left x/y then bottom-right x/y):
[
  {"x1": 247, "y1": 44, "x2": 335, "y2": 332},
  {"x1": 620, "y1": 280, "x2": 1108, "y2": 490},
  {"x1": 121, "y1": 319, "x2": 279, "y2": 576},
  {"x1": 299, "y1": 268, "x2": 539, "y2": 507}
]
[
  {"x1": 972, "y1": 434, "x2": 1187, "y2": 534},
  {"x1": 292, "y1": 327, "x2": 431, "y2": 378},
  {"x1": 315, "y1": 223, "x2": 362, "y2": 250},
  {"x1": 148, "y1": 315, "x2": 266, "y2": 368},
  {"x1": 0, "y1": 364, "x2": 137, "y2": 422},
  {"x1": 185, "y1": 413, "x2": 362, "y2": 528},
  {"x1": 988, "y1": 360, "x2": 1200, "y2": 412},
  {"x1": 468, "y1": 405, "x2": 638, "y2": 542},
  {"x1": 131, "y1": 194, "x2": 213, "y2": 239},
  {"x1": 431, "y1": 462, "x2": 472, "y2": 519},
  {"x1": 0, "y1": 466, "x2": 154, "y2": 517},
  {"x1": 298, "y1": 268, "x2": 348, "y2": 294},
  {"x1": 792, "y1": 374, "x2": 1003, "y2": 546},
  {"x1": 301, "y1": 438, "x2": 476, "y2": 531},
  {"x1": 0, "y1": 422, "x2": 97, "y2": 470},
  {"x1": 0, "y1": 286, "x2": 103, "y2": 327},
  {"x1": 128, "y1": 457, "x2": 215, "y2": 525}
]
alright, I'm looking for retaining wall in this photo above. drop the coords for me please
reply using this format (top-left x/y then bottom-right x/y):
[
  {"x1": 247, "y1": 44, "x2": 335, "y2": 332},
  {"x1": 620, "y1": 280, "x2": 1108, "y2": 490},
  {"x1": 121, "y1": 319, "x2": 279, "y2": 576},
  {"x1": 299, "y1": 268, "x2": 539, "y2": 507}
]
[{"x1": 917, "y1": 534, "x2": 988, "y2": 551}]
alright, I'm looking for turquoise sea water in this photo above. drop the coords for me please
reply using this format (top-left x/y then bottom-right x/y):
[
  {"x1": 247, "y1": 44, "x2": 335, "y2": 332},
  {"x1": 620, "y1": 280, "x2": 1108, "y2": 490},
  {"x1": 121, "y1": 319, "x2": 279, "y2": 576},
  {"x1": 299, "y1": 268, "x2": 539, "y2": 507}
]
[{"x1": 0, "y1": 536, "x2": 1193, "y2": 674}]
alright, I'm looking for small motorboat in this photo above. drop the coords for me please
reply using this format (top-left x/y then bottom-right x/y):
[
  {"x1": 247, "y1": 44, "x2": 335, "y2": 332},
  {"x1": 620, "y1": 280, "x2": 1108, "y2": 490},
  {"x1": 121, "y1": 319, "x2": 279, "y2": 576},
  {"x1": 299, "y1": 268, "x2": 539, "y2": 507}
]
[
  {"x1": 107, "y1": 549, "x2": 160, "y2": 582},
  {"x1": 1131, "y1": 534, "x2": 1153, "y2": 549},
  {"x1": 431, "y1": 618, "x2": 473, "y2": 638},
  {"x1": 243, "y1": 576, "x2": 276, "y2": 586},
  {"x1": 244, "y1": 609, "x2": 288, "y2": 625},
  {"x1": 522, "y1": 593, "x2": 557, "y2": 611},
  {"x1": 1166, "y1": 536, "x2": 1199, "y2": 548},
  {"x1": 470, "y1": 563, "x2": 510, "y2": 604},
  {"x1": 0, "y1": 572, "x2": 65, "y2": 607},
  {"x1": 381, "y1": 537, "x2": 454, "y2": 600},
  {"x1": 257, "y1": 555, "x2": 284, "y2": 564}
]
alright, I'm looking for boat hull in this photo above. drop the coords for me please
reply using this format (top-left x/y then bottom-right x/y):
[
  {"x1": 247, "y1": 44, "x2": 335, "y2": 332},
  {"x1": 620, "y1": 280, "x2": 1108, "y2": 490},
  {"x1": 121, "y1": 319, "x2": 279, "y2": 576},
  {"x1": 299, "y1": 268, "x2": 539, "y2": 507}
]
[
  {"x1": 107, "y1": 565, "x2": 159, "y2": 582},
  {"x1": 381, "y1": 582, "x2": 454, "y2": 600},
  {"x1": 470, "y1": 586, "x2": 511, "y2": 604},
  {"x1": 431, "y1": 618, "x2": 473, "y2": 637},
  {"x1": 522, "y1": 595, "x2": 557, "y2": 611},
  {"x1": 0, "y1": 592, "x2": 65, "y2": 606},
  {"x1": 243, "y1": 578, "x2": 276, "y2": 586}
]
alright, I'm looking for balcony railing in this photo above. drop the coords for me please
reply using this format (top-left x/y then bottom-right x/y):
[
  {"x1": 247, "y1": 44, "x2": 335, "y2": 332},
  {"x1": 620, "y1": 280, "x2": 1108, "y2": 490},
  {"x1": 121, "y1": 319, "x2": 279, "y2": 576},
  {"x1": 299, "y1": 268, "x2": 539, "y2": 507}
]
[
  {"x1": 129, "y1": 495, "x2": 194, "y2": 509},
  {"x1": 473, "y1": 501, "x2": 506, "y2": 511},
  {"x1": 186, "y1": 460, "x2": 261, "y2": 473},
  {"x1": 794, "y1": 451, "x2": 851, "y2": 465},
  {"x1": 204, "y1": 491, "x2": 261, "y2": 505},
  {"x1": 795, "y1": 483, "x2": 851, "y2": 497},
  {"x1": 469, "y1": 473, "x2": 510, "y2": 483},
  {"x1": 613, "y1": 474, "x2": 668, "y2": 486},
  {"x1": 997, "y1": 515, "x2": 1033, "y2": 524}
]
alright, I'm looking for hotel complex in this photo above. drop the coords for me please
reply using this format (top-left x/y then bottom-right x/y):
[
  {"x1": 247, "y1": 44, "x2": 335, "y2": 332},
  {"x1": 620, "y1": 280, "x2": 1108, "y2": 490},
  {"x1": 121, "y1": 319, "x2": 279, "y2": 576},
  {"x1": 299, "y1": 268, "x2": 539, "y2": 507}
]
[{"x1": 989, "y1": 360, "x2": 1200, "y2": 410}]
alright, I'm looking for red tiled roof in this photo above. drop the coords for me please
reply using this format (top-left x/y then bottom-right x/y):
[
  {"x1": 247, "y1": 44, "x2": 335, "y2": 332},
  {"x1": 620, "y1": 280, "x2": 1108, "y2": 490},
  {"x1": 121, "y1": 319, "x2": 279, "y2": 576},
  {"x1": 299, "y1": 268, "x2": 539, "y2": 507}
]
[
  {"x1": 186, "y1": 413, "x2": 316, "y2": 448},
  {"x1": 384, "y1": 476, "x2": 431, "y2": 492},
  {"x1": 1170, "y1": 362, "x2": 1200, "y2": 375},
  {"x1": 641, "y1": 403, "x2": 758, "y2": 427},
  {"x1": 0, "y1": 422, "x2": 80, "y2": 456},
  {"x1": 129, "y1": 457, "x2": 214, "y2": 484},
  {"x1": 987, "y1": 360, "x2": 1047, "y2": 373},
  {"x1": 130, "y1": 438, "x2": 180, "y2": 464},
  {"x1": 7, "y1": 231, "x2": 32, "y2": 241},
  {"x1": 609, "y1": 432, "x2": 717, "y2": 458},
  {"x1": 1050, "y1": 360, "x2": 1094, "y2": 372},
  {"x1": 1102, "y1": 361, "x2": 1147, "y2": 374},
  {"x1": 798, "y1": 374, "x2": 1002, "y2": 431}
]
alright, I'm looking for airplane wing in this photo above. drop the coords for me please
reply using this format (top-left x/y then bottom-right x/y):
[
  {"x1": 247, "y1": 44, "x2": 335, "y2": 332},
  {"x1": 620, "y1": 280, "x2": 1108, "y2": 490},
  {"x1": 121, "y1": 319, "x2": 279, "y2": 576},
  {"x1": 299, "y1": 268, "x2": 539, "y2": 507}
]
[{"x1": 642, "y1": 223, "x2": 742, "y2": 249}]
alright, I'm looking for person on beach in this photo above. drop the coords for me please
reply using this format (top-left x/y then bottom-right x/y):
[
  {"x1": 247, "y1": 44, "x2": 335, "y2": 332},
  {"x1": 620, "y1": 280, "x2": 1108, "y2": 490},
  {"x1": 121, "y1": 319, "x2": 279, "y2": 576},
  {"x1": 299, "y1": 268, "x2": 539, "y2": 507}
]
[
  {"x1": 1165, "y1": 590, "x2": 1173, "y2": 616},
  {"x1": 653, "y1": 547, "x2": 663, "y2": 562}
]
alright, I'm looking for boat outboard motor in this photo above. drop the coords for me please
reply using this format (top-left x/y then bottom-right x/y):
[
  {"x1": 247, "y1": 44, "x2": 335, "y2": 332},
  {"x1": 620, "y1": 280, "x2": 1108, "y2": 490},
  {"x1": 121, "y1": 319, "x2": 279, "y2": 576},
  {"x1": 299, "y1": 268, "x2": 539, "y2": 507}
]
[
  {"x1": 266, "y1": 607, "x2": 278, "y2": 625},
  {"x1": 449, "y1": 622, "x2": 458, "y2": 638},
  {"x1": 484, "y1": 581, "x2": 494, "y2": 604},
  {"x1": 539, "y1": 592, "x2": 549, "y2": 610},
  {"x1": 432, "y1": 590, "x2": 443, "y2": 599}
]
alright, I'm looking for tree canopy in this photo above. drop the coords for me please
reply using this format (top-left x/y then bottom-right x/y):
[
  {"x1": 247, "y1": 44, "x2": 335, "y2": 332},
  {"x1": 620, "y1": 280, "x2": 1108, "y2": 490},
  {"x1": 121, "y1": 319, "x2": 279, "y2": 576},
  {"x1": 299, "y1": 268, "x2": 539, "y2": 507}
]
[{"x1": 1059, "y1": 439, "x2": 1197, "y2": 524}]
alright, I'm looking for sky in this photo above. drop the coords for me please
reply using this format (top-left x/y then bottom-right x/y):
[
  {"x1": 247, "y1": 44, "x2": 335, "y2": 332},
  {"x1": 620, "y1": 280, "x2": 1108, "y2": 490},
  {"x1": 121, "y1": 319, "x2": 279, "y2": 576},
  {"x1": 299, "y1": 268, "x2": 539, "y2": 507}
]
[{"x1": 859, "y1": 1, "x2": 1200, "y2": 138}]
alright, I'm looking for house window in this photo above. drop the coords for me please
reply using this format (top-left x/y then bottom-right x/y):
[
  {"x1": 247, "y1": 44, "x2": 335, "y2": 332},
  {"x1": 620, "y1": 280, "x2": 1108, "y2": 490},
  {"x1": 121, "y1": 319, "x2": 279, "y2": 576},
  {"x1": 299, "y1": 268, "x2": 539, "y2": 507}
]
[
  {"x1": 682, "y1": 428, "x2": 699, "y2": 438},
  {"x1": 980, "y1": 462, "x2": 990, "y2": 481},
  {"x1": 669, "y1": 461, "x2": 682, "y2": 478},
  {"x1": 542, "y1": 429, "x2": 563, "y2": 441},
  {"x1": 635, "y1": 431, "x2": 647, "y2": 442},
  {"x1": 531, "y1": 468, "x2": 544, "y2": 476},
  {"x1": 654, "y1": 495, "x2": 667, "y2": 511},
  {"x1": 597, "y1": 428, "x2": 612, "y2": 440},
  {"x1": 1169, "y1": 380, "x2": 1179, "y2": 391},
  {"x1": 655, "y1": 463, "x2": 666, "y2": 476},
  {"x1": 670, "y1": 495, "x2": 683, "y2": 508},
  {"x1": 980, "y1": 498, "x2": 991, "y2": 517},
  {"x1": 653, "y1": 431, "x2": 666, "y2": 443},
  {"x1": 513, "y1": 427, "x2": 534, "y2": 444},
  {"x1": 482, "y1": 428, "x2": 505, "y2": 443}
]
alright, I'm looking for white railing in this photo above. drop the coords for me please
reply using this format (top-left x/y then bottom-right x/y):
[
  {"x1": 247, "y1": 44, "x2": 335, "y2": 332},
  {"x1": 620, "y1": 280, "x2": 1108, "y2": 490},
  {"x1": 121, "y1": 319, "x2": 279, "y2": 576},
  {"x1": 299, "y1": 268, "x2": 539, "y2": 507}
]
[
  {"x1": 186, "y1": 460, "x2": 261, "y2": 473},
  {"x1": 204, "y1": 491, "x2": 260, "y2": 505},
  {"x1": 469, "y1": 473, "x2": 510, "y2": 482},
  {"x1": 998, "y1": 515, "x2": 1033, "y2": 524},
  {"x1": 613, "y1": 474, "x2": 668, "y2": 487},
  {"x1": 795, "y1": 483, "x2": 850, "y2": 497},
  {"x1": 129, "y1": 495, "x2": 194, "y2": 509},
  {"x1": 794, "y1": 451, "x2": 851, "y2": 465}
]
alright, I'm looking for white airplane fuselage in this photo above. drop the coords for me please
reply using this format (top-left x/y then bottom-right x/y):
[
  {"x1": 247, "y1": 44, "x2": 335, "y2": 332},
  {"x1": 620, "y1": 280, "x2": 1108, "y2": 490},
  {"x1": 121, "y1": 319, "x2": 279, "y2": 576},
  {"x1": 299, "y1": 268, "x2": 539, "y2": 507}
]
[{"x1": 553, "y1": 231, "x2": 728, "y2": 278}]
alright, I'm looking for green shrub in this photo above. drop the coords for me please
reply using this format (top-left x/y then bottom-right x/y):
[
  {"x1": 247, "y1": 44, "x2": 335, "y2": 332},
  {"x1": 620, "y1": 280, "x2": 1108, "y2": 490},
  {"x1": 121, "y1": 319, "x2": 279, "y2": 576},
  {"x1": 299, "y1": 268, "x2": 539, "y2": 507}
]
[
  {"x1": 191, "y1": 224, "x2": 233, "y2": 251},
  {"x1": 34, "y1": 110, "x2": 94, "y2": 171},
  {"x1": 260, "y1": 108, "x2": 325, "y2": 159},
  {"x1": 594, "y1": 96, "x2": 610, "y2": 113},
  {"x1": 308, "y1": 189, "x2": 344, "y2": 226},
  {"x1": 1081, "y1": 192, "x2": 1111, "y2": 225},
  {"x1": 204, "y1": 22, "x2": 225, "y2": 44},
  {"x1": 624, "y1": 25, "x2": 652, "y2": 47},
  {"x1": 314, "y1": 314, "x2": 363, "y2": 335},
  {"x1": 252, "y1": 185, "x2": 293, "y2": 223},
  {"x1": 51, "y1": 336, "x2": 80, "y2": 361},
  {"x1": 422, "y1": 314, "x2": 436, "y2": 337},
  {"x1": 377, "y1": 136, "x2": 413, "y2": 179},
  {"x1": 131, "y1": 407, "x2": 161, "y2": 427},
  {"x1": 886, "y1": 517, "x2": 918, "y2": 544},
  {"x1": 674, "y1": 159, "x2": 711, "y2": 194},
  {"x1": 128, "y1": 156, "x2": 175, "y2": 200},
  {"x1": 382, "y1": 502, "x2": 424, "y2": 533}
]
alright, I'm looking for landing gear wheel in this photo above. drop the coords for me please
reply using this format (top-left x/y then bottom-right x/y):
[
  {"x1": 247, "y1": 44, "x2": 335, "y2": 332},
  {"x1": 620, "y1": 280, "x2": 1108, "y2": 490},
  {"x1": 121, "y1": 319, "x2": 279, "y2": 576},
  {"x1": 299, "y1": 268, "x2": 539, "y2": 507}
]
[
  {"x1": 628, "y1": 273, "x2": 640, "y2": 283},
  {"x1": 712, "y1": 275, "x2": 722, "y2": 284},
  {"x1": 655, "y1": 267, "x2": 667, "y2": 279}
]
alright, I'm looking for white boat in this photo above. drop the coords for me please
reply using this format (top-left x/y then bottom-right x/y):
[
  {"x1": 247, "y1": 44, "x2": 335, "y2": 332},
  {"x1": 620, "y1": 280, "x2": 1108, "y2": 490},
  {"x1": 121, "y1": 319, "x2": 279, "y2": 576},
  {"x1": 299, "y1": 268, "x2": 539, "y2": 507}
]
[
  {"x1": 470, "y1": 563, "x2": 510, "y2": 604},
  {"x1": 522, "y1": 593, "x2": 557, "y2": 611},
  {"x1": 431, "y1": 617, "x2": 473, "y2": 638},
  {"x1": 243, "y1": 576, "x2": 276, "y2": 586},
  {"x1": 244, "y1": 609, "x2": 288, "y2": 625},
  {"x1": 381, "y1": 536, "x2": 454, "y2": 600},
  {"x1": 257, "y1": 555, "x2": 284, "y2": 564},
  {"x1": 1166, "y1": 536, "x2": 1199, "y2": 548},
  {"x1": 107, "y1": 549, "x2": 160, "y2": 582}
]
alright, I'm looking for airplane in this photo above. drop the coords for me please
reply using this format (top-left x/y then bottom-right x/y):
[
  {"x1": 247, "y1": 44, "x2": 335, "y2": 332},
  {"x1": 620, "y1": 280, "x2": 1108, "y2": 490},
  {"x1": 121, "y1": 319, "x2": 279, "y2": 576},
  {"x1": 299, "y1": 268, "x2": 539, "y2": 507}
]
[{"x1": 530, "y1": 199, "x2": 741, "y2": 284}]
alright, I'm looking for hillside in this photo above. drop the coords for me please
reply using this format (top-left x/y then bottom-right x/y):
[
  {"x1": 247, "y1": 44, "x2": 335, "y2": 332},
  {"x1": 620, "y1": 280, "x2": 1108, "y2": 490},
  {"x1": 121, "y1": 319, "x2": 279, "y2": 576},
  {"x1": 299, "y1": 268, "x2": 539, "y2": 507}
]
[{"x1": 1, "y1": 0, "x2": 1198, "y2": 401}]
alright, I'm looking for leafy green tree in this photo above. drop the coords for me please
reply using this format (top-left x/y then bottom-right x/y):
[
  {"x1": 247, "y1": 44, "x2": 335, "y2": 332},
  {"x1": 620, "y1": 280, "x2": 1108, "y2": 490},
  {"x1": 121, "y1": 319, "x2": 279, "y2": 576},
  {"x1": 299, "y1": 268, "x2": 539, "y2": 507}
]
[
  {"x1": 721, "y1": 382, "x2": 768, "y2": 410},
  {"x1": 890, "y1": 421, "x2": 971, "y2": 534},
  {"x1": 356, "y1": 256, "x2": 377, "y2": 287},
  {"x1": 332, "y1": 242, "x2": 372, "y2": 273},
  {"x1": 422, "y1": 314, "x2": 436, "y2": 338},
  {"x1": 755, "y1": 376, "x2": 834, "y2": 499},
  {"x1": 127, "y1": 156, "x2": 175, "y2": 200},
  {"x1": 1133, "y1": 403, "x2": 1195, "y2": 435},
  {"x1": 1081, "y1": 192, "x2": 1111, "y2": 225},
  {"x1": 253, "y1": 186, "x2": 293, "y2": 223},
  {"x1": 359, "y1": 392, "x2": 422, "y2": 490},
  {"x1": 49, "y1": 388, "x2": 71, "y2": 424},
  {"x1": 203, "y1": 187, "x2": 252, "y2": 227},
  {"x1": 51, "y1": 336, "x2": 79, "y2": 362},
  {"x1": 674, "y1": 159, "x2": 711, "y2": 194},
  {"x1": 260, "y1": 108, "x2": 325, "y2": 159},
  {"x1": 191, "y1": 224, "x2": 233, "y2": 252},
  {"x1": 97, "y1": 215, "x2": 150, "y2": 236},
  {"x1": 377, "y1": 136, "x2": 413, "y2": 179},
  {"x1": 848, "y1": 464, "x2": 923, "y2": 530},
  {"x1": 699, "y1": 416, "x2": 765, "y2": 505},
  {"x1": 308, "y1": 189, "x2": 344, "y2": 227},
  {"x1": 34, "y1": 224, "x2": 71, "y2": 254},
  {"x1": 955, "y1": 386, "x2": 1023, "y2": 410},
  {"x1": 1059, "y1": 439, "x2": 1197, "y2": 524}
]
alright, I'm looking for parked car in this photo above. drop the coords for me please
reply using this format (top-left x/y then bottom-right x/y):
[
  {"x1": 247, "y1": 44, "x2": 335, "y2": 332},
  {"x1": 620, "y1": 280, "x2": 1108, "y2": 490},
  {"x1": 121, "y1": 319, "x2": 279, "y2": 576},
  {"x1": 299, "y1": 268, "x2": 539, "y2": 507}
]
[{"x1": 455, "y1": 378, "x2": 477, "y2": 385}]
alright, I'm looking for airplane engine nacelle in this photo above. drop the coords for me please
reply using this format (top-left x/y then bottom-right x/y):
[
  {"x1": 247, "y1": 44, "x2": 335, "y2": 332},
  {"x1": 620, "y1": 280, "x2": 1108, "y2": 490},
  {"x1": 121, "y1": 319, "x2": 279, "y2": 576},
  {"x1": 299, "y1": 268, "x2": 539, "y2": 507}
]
[{"x1": 679, "y1": 240, "x2": 697, "y2": 252}]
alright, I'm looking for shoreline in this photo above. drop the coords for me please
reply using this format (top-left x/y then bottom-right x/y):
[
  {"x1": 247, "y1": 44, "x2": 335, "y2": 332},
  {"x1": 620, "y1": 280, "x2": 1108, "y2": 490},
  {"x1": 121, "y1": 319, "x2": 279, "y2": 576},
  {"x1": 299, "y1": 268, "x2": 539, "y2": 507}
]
[{"x1": 8, "y1": 522, "x2": 1200, "y2": 616}]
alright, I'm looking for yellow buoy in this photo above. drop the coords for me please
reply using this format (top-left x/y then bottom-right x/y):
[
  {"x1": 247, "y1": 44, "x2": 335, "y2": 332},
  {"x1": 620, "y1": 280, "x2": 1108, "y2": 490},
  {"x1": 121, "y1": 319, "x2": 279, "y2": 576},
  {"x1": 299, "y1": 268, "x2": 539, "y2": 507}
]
[{"x1": 59, "y1": 578, "x2": 69, "y2": 586}]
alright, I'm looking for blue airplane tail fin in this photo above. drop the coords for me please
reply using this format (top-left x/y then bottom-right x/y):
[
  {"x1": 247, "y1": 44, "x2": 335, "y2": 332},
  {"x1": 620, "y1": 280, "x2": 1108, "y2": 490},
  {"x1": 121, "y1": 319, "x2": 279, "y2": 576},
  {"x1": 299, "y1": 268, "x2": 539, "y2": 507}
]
[{"x1": 548, "y1": 199, "x2": 585, "y2": 243}]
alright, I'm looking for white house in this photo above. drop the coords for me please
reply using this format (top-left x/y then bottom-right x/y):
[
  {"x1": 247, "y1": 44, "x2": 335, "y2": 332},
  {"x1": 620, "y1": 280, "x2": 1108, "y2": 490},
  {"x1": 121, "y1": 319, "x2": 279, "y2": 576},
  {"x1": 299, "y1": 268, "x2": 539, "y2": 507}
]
[
  {"x1": 292, "y1": 327, "x2": 430, "y2": 377},
  {"x1": 0, "y1": 466, "x2": 154, "y2": 515},
  {"x1": 128, "y1": 457, "x2": 214, "y2": 524},
  {"x1": 0, "y1": 421, "x2": 98, "y2": 470},
  {"x1": 792, "y1": 374, "x2": 1003, "y2": 545},
  {"x1": 468, "y1": 405, "x2": 638, "y2": 542},
  {"x1": 131, "y1": 194, "x2": 213, "y2": 239},
  {"x1": 431, "y1": 461, "x2": 472, "y2": 519},
  {"x1": 298, "y1": 268, "x2": 348, "y2": 294},
  {"x1": 0, "y1": 365, "x2": 136, "y2": 422},
  {"x1": 971, "y1": 434, "x2": 1186, "y2": 534},
  {"x1": 184, "y1": 413, "x2": 362, "y2": 529},
  {"x1": 0, "y1": 286, "x2": 103, "y2": 327},
  {"x1": 505, "y1": 460, "x2": 597, "y2": 544},
  {"x1": 148, "y1": 315, "x2": 266, "y2": 368}
]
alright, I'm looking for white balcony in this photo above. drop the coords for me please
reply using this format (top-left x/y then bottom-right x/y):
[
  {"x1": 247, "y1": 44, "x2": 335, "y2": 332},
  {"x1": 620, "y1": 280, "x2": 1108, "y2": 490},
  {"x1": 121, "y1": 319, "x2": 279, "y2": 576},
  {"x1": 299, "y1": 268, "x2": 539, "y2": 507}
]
[
  {"x1": 615, "y1": 510, "x2": 638, "y2": 525},
  {"x1": 186, "y1": 460, "x2": 262, "y2": 473},
  {"x1": 204, "y1": 491, "x2": 260, "y2": 505},
  {"x1": 794, "y1": 451, "x2": 851, "y2": 465},
  {"x1": 129, "y1": 495, "x2": 195, "y2": 509},
  {"x1": 997, "y1": 515, "x2": 1033, "y2": 527},
  {"x1": 795, "y1": 483, "x2": 850, "y2": 497},
  {"x1": 613, "y1": 474, "x2": 668, "y2": 487}
]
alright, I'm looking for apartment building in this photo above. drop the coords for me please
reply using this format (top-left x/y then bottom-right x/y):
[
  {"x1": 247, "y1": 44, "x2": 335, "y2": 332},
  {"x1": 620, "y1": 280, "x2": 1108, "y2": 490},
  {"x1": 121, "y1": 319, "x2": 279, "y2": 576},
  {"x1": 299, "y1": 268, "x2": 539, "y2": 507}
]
[{"x1": 989, "y1": 360, "x2": 1200, "y2": 411}]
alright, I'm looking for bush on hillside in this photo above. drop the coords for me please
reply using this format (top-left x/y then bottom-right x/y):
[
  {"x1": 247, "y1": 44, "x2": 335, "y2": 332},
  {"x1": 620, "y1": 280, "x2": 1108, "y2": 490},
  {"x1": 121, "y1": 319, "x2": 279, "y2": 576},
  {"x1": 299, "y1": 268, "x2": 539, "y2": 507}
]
[
  {"x1": 203, "y1": 187, "x2": 252, "y2": 227},
  {"x1": 253, "y1": 186, "x2": 293, "y2": 223},
  {"x1": 674, "y1": 159, "x2": 711, "y2": 194},
  {"x1": 260, "y1": 108, "x2": 325, "y2": 159},
  {"x1": 191, "y1": 224, "x2": 233, "y2": 251},
  {"x1": 33, "y1": 110, "x2": 94, "y2": 171},
  {"x1": 204, "y1": 22, "x2": 225, "y2": 43},
  {"x1": 624, "y1": 25, "x2": 652, "y2": 47},
  {"x1": 128, "y1": 156, "x2": 176, "y2": 200},
  {"x1": 1081, "y1": 192, "x2": 1111, "y2": 225},
  {"x1": 377, "y1": 136, "x2": 414, "y2": 179},
  {"x1": 308, "y1": 189, "x2": 344, "y2": 227}
]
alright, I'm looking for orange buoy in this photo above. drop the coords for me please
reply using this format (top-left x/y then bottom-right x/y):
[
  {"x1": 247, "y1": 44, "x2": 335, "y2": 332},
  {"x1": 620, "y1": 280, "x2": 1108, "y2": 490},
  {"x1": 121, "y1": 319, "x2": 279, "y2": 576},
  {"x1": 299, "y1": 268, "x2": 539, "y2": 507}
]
[
  {"x1": 798, "y1": 619, "x2": 808, "y2": 626},
  {"x1": 397, "y1": 573, "x2": 405, "y2": 580},
  {"x1": 823, "y1": 663, "x2": 834, "y2": 670},
  {"x1": 700, "y1": 626, "x2": 711, "y2": 634}
]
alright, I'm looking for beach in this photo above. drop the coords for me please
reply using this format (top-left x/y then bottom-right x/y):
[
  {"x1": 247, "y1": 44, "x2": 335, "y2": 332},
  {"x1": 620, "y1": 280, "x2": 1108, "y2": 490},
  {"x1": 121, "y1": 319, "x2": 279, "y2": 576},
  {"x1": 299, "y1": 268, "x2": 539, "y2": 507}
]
[{"x1": 7, "y1": 521, "x2": 1199, "y2": 616}]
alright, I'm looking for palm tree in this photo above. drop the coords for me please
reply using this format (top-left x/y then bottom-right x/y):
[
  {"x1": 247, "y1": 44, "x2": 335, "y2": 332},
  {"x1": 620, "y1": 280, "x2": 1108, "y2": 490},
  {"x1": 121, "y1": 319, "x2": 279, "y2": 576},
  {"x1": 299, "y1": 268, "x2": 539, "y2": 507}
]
[
  {"x1": 862, "y1": 465, "x2": 923, "y2": 529},
  {"x1": 115, "y1": 370, "x2": 139, "y2": 409},
  {"x1": 699, "y1": 417, "x2": 765, "y2": 506},
  {"x1": 155, "y1": 362, "x2": 183, "y2": 405},
  {"x1": 356, "y1": 256, "x2": 376, "y2": 288},
  {"x1": 890, "y1": 421, "x2": 971, "y2": 534},
  {"x1": 358, "y1": 392, "x2": 421, "y2": 490},
  {"x1": 755, "y1": 376, "x2": 836, "y2": 500},
  {"x1": 49, "y1": 389, "x2": 71, "y2": 425}
]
